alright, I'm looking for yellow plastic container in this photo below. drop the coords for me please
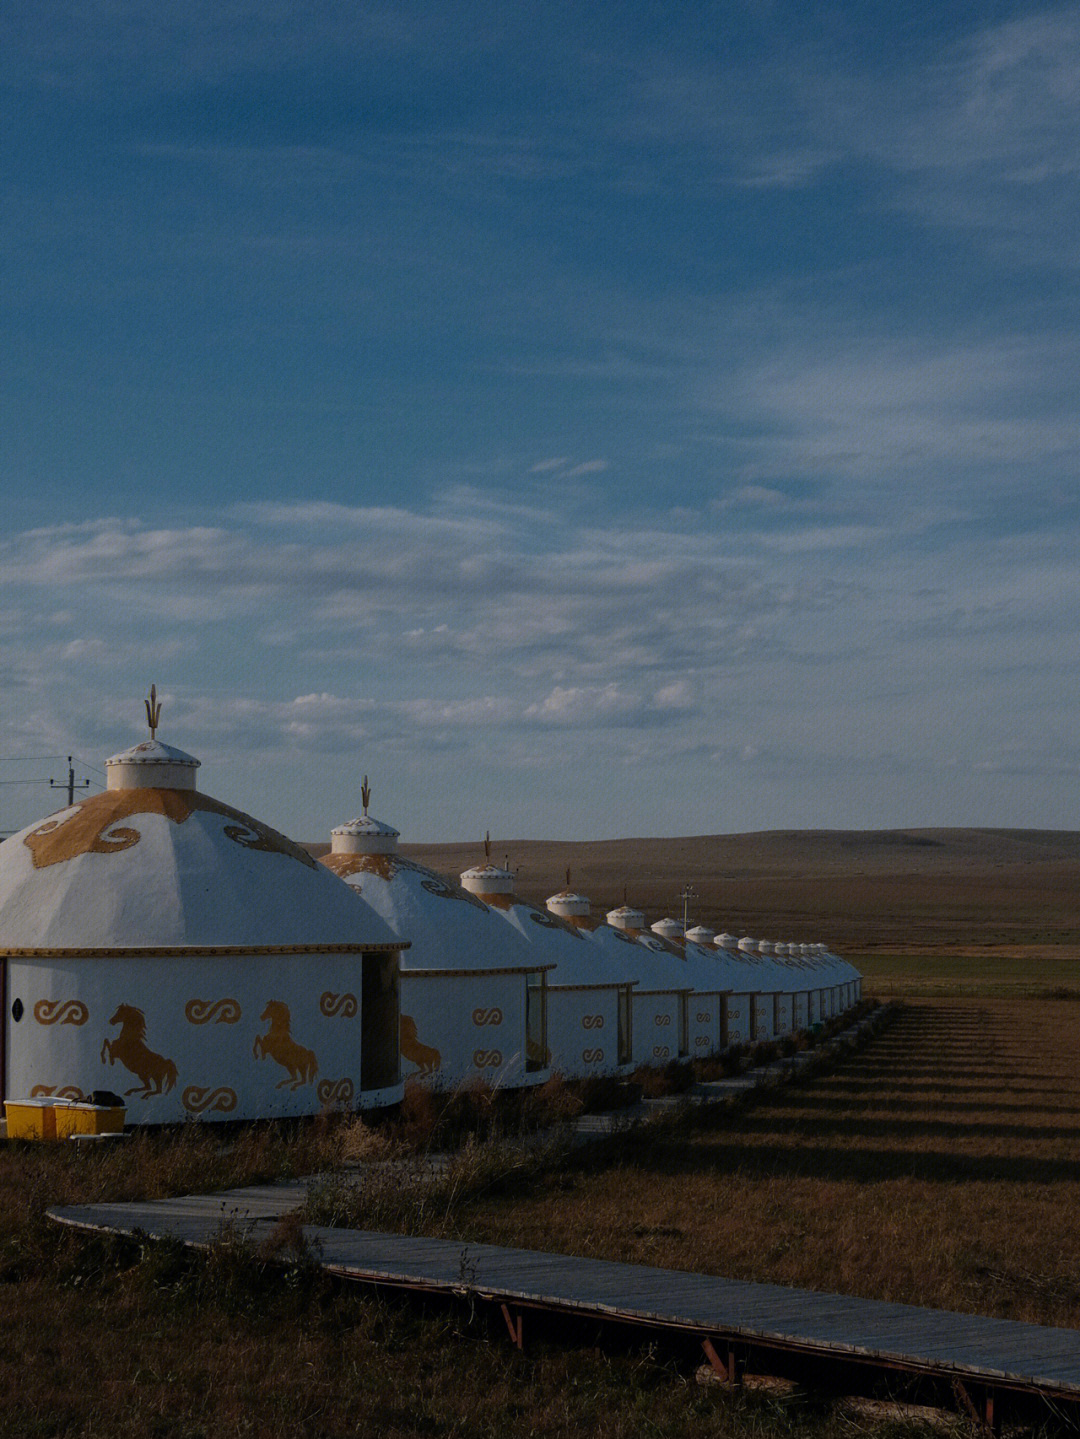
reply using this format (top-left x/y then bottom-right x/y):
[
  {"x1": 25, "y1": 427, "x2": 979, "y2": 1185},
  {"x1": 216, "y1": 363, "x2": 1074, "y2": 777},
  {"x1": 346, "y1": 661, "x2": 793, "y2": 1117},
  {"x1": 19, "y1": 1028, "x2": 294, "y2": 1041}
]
[
  {"x1": 4, "y1": 1098, "x2": 125, "y2": 1140},
  {"x1": 4, "y1": 1097, "x2": 69, "y2": 1140},
  {"x1": 56, "y1": 1101, "x2": 126, "y2": 1138}
]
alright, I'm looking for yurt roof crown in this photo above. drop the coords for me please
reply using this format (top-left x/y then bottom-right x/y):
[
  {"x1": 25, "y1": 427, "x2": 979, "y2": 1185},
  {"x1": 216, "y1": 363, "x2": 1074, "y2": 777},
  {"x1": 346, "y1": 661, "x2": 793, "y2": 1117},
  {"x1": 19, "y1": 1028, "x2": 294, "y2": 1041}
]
[
  {"x1": 546, "y1": 868, "x2": 591, "y2": 919},
  {"x1": 651, "y1": 917, "x2": 684, "y2": 941},
  {"x1": 605, "y1": 903, "x2": 645, "y2": 931},
  {"x1": 331, "y1": 777, "x2": 401, "y2": 854},
  {"x1": 460, "y1": 833, "x2": 515, "y2": 897}
]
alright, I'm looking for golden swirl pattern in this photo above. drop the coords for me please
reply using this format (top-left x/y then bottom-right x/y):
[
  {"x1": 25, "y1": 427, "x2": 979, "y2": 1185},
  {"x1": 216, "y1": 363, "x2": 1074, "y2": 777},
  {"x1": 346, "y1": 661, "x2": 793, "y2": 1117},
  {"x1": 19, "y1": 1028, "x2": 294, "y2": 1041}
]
[
  {"x1": 316, "y1": 1077, "x2": 355, "y2": 1105},
  {"x1": 30, "y1": 1084, "x2": 89, "y2": 1101},
  {"x1": 696, "y1": 1011, "x2": 711, "y2": 1024},
  {"x1": 581, "y1": 1014, "x2": 604, "y2": 1030},
  {"x1": 695, "y1": 1035, "x2": 710, "y2": 1047},
  {"x1": 182, "y1": 1086, "x2": 238, "y2": 1115},
  {"x1": 22, "y1": 788, "x2": 316, "y2": 870},
  {"x1": 33, "y1": 998, "x2": 89, "y2": 1026},
  {"x1": 581, "y1": 1047, "x2": 604, "y2": 1064},
  {"x1": 471, "y1": 1007, "x2": 503, "y2": 1026},
  {"x1": 184, "y1": 998, "x2": 242, "y2": 1025},
  {"x1": 654, "y1": 1013, "x2": 671, "y2": 1026},
  {"x1": 319, "y1": 991, "x2": 359, "y2": 1019},
  {"x1": 528, "y1": 907, "x2": 586, "y2": 938},
  {"x1": 418, "y1": 872, "x2": 490, "y2": 909},
  {"x1": 472, "y1": 1048, "x2": 503, "y2": 1069},
  {"x1": 652, "y1": 1045, "x2": 671, "y2": 1060}
]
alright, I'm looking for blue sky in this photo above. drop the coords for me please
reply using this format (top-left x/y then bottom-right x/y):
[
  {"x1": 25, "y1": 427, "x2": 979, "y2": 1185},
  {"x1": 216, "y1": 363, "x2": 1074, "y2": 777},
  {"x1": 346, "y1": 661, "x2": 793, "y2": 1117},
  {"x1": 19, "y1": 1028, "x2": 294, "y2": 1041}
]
[{"x1": 2, "y1": 2, "x2": 1078, "y2": 841}]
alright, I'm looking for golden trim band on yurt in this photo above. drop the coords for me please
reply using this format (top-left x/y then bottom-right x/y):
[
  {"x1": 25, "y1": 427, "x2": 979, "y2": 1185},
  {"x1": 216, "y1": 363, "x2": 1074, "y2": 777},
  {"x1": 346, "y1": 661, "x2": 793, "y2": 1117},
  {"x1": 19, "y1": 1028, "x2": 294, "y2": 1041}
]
[
  {"x1": 547, "y1": 981, "x2": 640, "y2": 992},
  {"x1": 404, "y1": 963, "x2": 555, "y2": 978}
]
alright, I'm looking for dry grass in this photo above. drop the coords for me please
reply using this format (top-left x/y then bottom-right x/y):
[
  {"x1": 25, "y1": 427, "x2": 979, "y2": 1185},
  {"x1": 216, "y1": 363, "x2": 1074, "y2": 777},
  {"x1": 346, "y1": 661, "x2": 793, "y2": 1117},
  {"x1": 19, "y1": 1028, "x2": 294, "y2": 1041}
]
[{"x1": 441, "y1": 997, "x2": 1080, "y2": 1329}]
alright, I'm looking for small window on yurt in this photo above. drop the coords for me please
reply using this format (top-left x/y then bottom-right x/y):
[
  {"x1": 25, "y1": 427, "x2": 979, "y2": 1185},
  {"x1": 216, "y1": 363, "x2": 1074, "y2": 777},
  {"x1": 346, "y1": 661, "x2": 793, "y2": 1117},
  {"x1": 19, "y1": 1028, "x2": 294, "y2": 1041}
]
[
  {"x1": 678, "y1": 993, "x2": 689, "y2": 1059},
  {"x1": 361, "y1": 952, "x2": 401, "y2": 1093},
  {"x1": 617, "y1": 986, "x2": 632, "y2": 1067},
  {"x1": 525, "y1": 970, "x2": 548, "y2": 1073}
]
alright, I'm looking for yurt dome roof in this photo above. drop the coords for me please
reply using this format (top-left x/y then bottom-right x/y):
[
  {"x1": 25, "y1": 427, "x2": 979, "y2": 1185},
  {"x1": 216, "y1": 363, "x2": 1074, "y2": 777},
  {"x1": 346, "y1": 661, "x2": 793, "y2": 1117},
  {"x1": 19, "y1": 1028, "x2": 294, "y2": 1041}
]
[
  {"x1": 0, "y1": 714, "x2": 401, "y2": 953},
  {"x1": 321, "y1": 812, "x2": 541, "y2": 974},
  {"x1": 685, "y1": 925, "x2": 715, "y2": 944}
]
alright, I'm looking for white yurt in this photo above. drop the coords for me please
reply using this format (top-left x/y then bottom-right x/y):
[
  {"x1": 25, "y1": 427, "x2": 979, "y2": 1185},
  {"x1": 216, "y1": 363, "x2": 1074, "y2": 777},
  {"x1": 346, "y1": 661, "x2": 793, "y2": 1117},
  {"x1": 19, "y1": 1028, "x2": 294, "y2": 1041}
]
[
  {"x1": 730, "y1": 937, "x2": 778, "y2": 1041},
  {"x1": 815, "y1": 941, "x2": 859, "y2": 1015},
  {"x1": 712, "y1": 932, "x2": 756, "y2": 1045},
  {"x1": 599, "y1": 904, "x2": 692, "y2": 1067},
  {"x1": 542, "y1": 879, "x2": 636, "y2": 1077},
  {"x1": 772, "y1": 943, "x2": 813, "y2": 1031},
  {"x1": 320, "y1": 798, "x2": 551, "y2": 1091},
  {"x1": 646, "y1": 919, "x2": 726, "y2": 1059},
  {"x1": 751, "y1": 940, "x2": 797, "y2": 1038},
  {"x1": 0, "y1": 707, "x2": 406, "y2": 1123},
  {"x1": 458, "y1": 846, "x2": 632, "y2": 1081}
]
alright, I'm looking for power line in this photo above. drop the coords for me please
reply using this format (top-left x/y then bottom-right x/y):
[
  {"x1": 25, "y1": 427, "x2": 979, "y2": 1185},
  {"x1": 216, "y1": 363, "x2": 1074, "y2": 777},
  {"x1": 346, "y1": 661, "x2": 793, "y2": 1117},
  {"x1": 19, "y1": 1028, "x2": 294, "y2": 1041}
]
[{"x1": 0, "y1": 754, "x2": 69, "y2": 762}]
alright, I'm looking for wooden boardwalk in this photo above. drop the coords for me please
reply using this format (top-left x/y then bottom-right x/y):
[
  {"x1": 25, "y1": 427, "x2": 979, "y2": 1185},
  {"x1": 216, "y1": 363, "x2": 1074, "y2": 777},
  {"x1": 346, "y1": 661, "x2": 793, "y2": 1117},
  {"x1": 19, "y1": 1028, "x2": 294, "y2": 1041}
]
[{"x1": 50, "y1": 1188, "x2": 1080, "y2": 1427}]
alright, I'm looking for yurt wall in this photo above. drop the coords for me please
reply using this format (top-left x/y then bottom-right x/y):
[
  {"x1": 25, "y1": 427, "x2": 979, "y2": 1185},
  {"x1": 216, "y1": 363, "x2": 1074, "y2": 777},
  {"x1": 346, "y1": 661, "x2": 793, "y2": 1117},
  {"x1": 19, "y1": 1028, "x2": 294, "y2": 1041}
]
[
  {"x1": 546, "y1": 984, "x2": 628, "y2": 1077},
  {"x1": 722, "y1": 992, "x2": 752, "y2": 1045},
  {"x1": 774, "y1": 991, "x2": 794, "y2": 1036},
  {"x1": 750, "y1": 993, "x2": 775, "y2": 1041},
  {"x1": 400, "y1": 968, "x2": 533, "y2": 1089},
  {"x1": 792, "y1": 990, "x2": 810, "y2": 1030},
  {"x1": 7, "y1": 952, "x2": 381, "y2": 1122}
]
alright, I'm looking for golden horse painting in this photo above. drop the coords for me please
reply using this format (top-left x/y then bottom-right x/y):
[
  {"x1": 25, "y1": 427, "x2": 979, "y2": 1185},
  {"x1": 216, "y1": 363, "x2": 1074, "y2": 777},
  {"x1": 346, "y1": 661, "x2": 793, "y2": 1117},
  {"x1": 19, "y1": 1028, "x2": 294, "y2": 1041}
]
[
  {"x1": 253, "y1": 1001, "x2": 319, "y2": 1090},
  {"x1": 400, "y1": 1014, "x2": 441, "y2": 1075},
  {"x1": 100, "y1": 1005, "x2": 179, "y2": 1098}
]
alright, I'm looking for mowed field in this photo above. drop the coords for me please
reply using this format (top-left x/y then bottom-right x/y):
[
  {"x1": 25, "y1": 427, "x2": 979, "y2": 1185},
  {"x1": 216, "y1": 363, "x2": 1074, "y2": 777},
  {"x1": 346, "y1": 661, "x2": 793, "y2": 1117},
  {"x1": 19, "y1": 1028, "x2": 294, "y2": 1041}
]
[{"x1": 442, "y1": 997, "x2": 1080, "y2": 1331}]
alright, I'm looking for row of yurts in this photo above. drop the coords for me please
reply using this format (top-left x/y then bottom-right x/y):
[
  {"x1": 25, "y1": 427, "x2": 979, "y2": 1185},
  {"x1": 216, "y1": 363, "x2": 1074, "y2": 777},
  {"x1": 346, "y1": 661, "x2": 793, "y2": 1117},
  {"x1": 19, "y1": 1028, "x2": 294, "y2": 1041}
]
[{"x1": 0, "y1": 715, "x2": 860, "y2": 1126}]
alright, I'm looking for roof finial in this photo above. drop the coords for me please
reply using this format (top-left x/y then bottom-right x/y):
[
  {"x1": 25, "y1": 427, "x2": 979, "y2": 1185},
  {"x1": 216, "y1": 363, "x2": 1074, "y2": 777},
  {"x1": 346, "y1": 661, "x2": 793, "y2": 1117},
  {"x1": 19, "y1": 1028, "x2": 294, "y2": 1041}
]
[
  {"x1": 622, "y1": 882, "x2": 628, "y2": 906},
  {"x1": 361, "y1": 774, "x2": 371, "y2": 816},
  {"x1": 145, "y1": 684, "x2": 162, "y2": 740},
  {"x1": 566, "y1": 865, "x2": 571, "y2": 888},
  {"x1": 483, "y1": 830, "x2": 491, "y2": 861}
]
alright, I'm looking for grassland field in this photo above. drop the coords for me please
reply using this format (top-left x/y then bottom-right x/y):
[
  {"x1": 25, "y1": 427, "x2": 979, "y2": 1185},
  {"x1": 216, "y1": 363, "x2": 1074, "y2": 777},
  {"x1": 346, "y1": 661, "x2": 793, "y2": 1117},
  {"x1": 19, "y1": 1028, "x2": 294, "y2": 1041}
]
[{"x1": 4, "y1": 828, "x2": 1080, "y2": 1437}]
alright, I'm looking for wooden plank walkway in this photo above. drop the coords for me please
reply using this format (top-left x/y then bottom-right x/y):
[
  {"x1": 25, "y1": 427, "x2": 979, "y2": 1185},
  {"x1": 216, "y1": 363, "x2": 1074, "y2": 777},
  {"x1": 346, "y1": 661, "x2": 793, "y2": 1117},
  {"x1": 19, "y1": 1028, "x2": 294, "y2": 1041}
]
[{"x1": 49, "y1": 1191, "x2": 1080, "y2": 1416}]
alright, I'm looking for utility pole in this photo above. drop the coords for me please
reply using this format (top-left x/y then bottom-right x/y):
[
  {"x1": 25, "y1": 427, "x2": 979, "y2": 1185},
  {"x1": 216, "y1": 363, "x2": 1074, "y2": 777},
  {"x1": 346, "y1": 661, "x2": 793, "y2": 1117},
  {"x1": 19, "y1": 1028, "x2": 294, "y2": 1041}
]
[
  {"x1": 49, "y1": 757, "x2": 90, "y2": 807},
  {"x1": 680, "y1": 883, "x2": 698, "y2": 934}
]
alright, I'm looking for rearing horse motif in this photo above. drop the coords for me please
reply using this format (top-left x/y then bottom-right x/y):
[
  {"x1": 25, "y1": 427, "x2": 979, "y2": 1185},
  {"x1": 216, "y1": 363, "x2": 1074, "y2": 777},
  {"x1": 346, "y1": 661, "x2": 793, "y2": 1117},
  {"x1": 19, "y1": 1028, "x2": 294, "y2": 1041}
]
[
  {"x1": 100, "y1": 1005, "x2": 178, "y2": 1098},
  {"x1": 253, "y1": 1001, "x2": 319, "y2": 1090}
]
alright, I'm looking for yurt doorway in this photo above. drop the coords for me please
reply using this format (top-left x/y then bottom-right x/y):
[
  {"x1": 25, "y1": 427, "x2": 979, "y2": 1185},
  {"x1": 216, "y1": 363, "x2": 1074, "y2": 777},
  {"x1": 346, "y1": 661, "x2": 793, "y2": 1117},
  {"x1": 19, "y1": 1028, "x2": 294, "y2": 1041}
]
[{"x1": 361, "y1": 953, "x2": 401, "y2": 1095}]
